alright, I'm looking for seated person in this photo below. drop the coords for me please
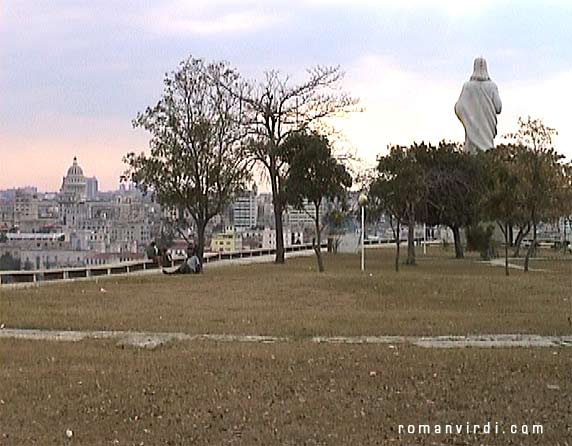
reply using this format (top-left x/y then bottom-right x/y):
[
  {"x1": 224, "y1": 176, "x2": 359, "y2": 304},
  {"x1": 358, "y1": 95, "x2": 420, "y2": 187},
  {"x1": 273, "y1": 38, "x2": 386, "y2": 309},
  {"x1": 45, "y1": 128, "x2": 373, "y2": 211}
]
[
  {"x1": 145, "y1": 241, "x2": 161, "y2": 266},
  {"x1": 159, "y1": 247, "x2": 173, "y2": 267},
  {"x1": 163, "y1": 248, "x2": 202, "y2": 275}
]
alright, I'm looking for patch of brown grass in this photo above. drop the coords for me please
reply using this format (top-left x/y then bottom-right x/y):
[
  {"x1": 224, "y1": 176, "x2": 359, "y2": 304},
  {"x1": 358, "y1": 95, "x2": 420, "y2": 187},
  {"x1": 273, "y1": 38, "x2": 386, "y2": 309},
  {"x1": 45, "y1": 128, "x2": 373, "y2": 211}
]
[
  {"x1": 1, "y1": 249, "x2": 570, "y2": 336},
  {"x1": 0, "y1": 339, "x2": 570, "y2": 445}
]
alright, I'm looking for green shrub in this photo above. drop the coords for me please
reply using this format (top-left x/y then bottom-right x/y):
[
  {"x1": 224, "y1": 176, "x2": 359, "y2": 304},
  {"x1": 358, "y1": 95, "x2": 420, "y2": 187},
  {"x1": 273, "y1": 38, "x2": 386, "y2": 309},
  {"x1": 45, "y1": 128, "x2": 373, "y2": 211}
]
[{"x1": 466, "y1": 224, "x2": 496, "y2": 260}]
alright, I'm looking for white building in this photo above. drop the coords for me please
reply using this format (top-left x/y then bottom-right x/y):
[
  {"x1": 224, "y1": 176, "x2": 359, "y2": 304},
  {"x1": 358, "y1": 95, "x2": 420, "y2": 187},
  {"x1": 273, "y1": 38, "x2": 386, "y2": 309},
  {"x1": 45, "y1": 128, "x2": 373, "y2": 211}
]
[
  {"x1": 261, "y1": 228, "x2": 303, "y2": 250},
  {"x1": 14, "y1": 189, "x2": 39, "y2": 223},
  {"x1": 59, "y1": 157, "x2": 89, "y2": 228},
  {"x1": 60, "y1": 157, "x2": 87, "y2": 202},
  {"x1": 86, "y1": 177, "x2": 99, "y2": 200},
  {"x1": 232, "y1": 185, "x2": 258, "y2": 229},
  {"x1": 285, "y1": 199, "x2": 329, "y2": 228}
]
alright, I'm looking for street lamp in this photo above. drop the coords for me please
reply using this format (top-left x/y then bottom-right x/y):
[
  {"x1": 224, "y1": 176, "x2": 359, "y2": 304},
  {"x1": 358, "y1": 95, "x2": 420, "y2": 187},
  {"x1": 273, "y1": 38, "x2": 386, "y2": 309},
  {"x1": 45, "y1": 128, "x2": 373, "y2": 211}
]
[{"x1": 358, "y1": 193, "x2": 368, "y2": 271}]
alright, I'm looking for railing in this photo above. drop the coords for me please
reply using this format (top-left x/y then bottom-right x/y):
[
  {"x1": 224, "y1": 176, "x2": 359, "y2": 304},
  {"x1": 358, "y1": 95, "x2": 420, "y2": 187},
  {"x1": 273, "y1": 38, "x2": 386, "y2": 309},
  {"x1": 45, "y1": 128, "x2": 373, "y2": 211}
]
[
  {"x1": 0, "y1": 243, "x2": 323, "y2": 286},
  {"x1": 363, "y1": 237, "x2": 426, "y2": 246}
]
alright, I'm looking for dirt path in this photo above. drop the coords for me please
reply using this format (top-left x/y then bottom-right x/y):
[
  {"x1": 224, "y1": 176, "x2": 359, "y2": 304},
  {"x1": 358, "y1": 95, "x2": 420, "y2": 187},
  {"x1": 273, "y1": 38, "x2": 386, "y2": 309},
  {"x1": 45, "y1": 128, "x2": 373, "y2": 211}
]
[
  {"x1": 485, "y1": 258, "x2": 546, "y2": 272},
  {"x1": 1, "y1": 328, "x2": 570, "y2": 349}
]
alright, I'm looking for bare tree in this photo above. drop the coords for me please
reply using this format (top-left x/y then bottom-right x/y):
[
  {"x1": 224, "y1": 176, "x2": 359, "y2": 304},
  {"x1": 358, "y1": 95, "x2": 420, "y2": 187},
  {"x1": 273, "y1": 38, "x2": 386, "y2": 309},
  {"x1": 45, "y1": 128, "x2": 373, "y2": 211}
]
[{"x1": 231, "y1": 67, "x2": 358, "y2": 263}]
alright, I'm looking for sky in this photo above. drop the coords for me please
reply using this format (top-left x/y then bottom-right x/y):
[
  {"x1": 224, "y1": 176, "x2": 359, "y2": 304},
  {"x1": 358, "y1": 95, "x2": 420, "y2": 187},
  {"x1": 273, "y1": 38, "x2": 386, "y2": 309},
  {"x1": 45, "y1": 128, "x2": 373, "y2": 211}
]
[{"x1": 1, "y1": 0, "x2": 572, "y2": 192}]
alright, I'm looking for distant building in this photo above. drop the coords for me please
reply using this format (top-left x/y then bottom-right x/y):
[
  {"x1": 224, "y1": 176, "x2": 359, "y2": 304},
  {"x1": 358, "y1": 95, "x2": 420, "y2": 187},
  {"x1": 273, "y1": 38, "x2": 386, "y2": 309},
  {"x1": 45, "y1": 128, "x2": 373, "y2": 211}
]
[
  {"x1": 211, "y1": 229, "x2": 242, "y2": 253},
  {"x1": 14, "y1": 189, "x2": 39, "y2": 223},
  {"x1": 261, "y1": 228, "x2": 302, "y2": 250},
  {"x1": 59, "y1": 157, "x2": 89, "y2": 228},
  {"x1": 0, "y1": 199, "x2": 14, "y2": 230},
  {"x1": 86, "y1": 177, "x2": 99, "y2": 200},
  {"x1": 256, "y1": 193, "x2": 274, "y2": 228},
  {"x1": 232, "y1": 185, "x2": 258, "y2": 229},
  {"x1": 285, "y1": 199, "x2": 328, "y2": 228},
  {"x1": 60, "y1": 157, "x2": 87, "y2": 202}
]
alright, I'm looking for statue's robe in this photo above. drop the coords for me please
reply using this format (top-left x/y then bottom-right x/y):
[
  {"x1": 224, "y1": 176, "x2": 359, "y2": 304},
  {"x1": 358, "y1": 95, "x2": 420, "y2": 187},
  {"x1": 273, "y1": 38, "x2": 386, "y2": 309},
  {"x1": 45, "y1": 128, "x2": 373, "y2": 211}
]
[{"x1": 455, "y1": 80, "x2": 502, "y2": 153}]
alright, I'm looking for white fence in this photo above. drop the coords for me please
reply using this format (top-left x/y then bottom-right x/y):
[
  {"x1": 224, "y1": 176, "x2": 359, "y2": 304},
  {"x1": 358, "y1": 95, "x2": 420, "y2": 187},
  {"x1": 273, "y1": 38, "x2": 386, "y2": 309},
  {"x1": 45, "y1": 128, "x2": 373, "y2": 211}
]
[{"x1": 0, "y1": 243, "x2": 322, "y2": 286}]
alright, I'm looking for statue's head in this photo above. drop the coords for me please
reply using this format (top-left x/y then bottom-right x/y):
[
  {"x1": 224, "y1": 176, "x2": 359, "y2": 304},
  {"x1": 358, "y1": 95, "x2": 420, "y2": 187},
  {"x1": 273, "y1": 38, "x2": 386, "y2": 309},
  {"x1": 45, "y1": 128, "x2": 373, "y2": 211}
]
[{"x1": 470, "y1": 57, "x2": 490, "y2": 81}]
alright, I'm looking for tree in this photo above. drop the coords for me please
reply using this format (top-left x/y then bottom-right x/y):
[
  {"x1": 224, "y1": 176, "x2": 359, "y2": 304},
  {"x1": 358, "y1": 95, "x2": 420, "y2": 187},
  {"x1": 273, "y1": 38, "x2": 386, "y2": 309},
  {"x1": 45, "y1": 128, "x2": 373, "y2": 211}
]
[
  {"x1": 505, "y1": 117, "x2": 566, "y2": 271},
  {"x1": 370, "y1": 144, "x2": 426, "y2": 271},
  {"x1": 282, "y1": 131, "x2": 352, "y2": 272},
  {"x1": 324, "y1": 206, "x2": 351, "y2": 254},
  {"x1": 231, "y1": 67, "x2": 357, "y2": 264},
  {"x1": 0, "y1": 232, "x2": 7, "y2": 243},
  {"x1": 483, "y1": 145, "x2": 522, "y2": 276},
  {"x1": 123, "y1": 56, "x2": 252, "y2": 262},
  {"x1": 416, "y1": 142, "x2": 487, "y2": 259},
  {"x1": 0, "y1": 252, "x2": 20, "y2": 271}
]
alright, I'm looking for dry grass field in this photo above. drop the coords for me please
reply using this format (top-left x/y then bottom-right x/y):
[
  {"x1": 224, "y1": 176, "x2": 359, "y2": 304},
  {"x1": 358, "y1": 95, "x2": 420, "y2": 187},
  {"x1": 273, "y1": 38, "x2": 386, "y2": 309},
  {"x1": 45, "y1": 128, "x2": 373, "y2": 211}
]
[
  {"x1": 1, "y1": 340, "x2": 570, "y2": 445},
  {"x1": 1, "y1": 248, "x2": 571, "y2": 445},
  {"x1": 1, "y1": 248, "x2": 570, "y2": 336}
]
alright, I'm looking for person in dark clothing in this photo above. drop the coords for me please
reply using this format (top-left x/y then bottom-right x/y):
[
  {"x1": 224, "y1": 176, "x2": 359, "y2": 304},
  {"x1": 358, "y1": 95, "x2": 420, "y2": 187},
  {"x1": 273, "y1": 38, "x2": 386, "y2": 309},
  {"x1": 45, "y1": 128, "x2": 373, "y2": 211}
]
[
  {"x1": 163, "y1": 246, "x2": 201, "y2": 275},
  {"x1": 145, "y1": 241, "x2": 160, "y2": 266}
]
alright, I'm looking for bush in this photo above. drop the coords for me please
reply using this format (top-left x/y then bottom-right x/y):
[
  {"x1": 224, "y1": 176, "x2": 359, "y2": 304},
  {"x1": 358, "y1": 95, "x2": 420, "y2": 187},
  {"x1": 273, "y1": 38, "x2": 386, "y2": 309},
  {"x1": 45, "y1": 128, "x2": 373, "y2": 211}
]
[
  {"x1": 0, "y1": 252, "x2": 21, "y2": 271},
  {"x1": 466, "y1": 224, "x2": 496, "y2": 260}
]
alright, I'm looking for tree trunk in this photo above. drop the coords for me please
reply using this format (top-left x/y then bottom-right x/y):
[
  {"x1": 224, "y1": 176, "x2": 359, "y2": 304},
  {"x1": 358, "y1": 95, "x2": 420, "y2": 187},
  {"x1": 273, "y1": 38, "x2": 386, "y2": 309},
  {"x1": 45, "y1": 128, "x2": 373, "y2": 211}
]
[
  {"x1": 508, "y1": 224, "x2": 514, "y2": 247},
  {"x1": 270, "y1": 166, "x2": 285, "y2": 264},
  {"x1": 532, "y1": 222, "x2": 537, "y2": 256},
  {"x1": 451, "y1": 225, "x2": 464, "y2": 259},
  {"x1": 504, "y1": 223, "x2": 509, "y2": 276},
  {"x1": 524, "y1": 221, "x2": 537, "y2": 273},
  {"x1": 273, "y1": 200, "x2": 285, "y2": 264},
  {"x1": 405, "y1": 207, "x2": 416, "y2": 266},
  {"x1": 395, "y1": 220, "x2": 400, "y2": 272},
  {"x1": 512, "y1": 224, "x2": 530, "y2": 257},
  {"x1": 196, "y1": 221, "x2": 207, "y2": 266},
  {"x1": 313, "y1": 203, "x2": 324, "y2": 272}
]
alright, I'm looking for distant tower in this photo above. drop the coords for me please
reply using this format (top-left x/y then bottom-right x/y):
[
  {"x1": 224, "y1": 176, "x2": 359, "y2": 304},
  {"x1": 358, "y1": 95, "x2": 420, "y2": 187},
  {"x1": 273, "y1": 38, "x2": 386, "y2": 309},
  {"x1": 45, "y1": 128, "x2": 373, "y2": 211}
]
[
  {"x1": 59, "y1": 157, "x2": 88, "y2": 228},
  {"x1": 232, "y1": 184, "x2": 258, "y2": 229},
  {"x1": 60, "y1": 157, "x2": 87, "y2": 202},
  {"x1": 86, "y1": 177, "x2": 99, "y2": 200}
]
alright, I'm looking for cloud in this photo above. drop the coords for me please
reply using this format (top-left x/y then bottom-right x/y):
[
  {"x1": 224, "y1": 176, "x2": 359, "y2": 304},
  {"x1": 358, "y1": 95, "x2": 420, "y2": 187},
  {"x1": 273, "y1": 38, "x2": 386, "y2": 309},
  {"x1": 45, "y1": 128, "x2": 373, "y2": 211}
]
[
  {"x1": 333, "y1": 55, "x2": 572, "y2": 167},
  {"x1": 334, "y1": 55, "x2": 462, "y2": 163},
  {"x1": 304, "y1": 0, "x2": 497, "y2": 17},
  {"x1": 150, "y1": 11, "x2": 280, "y2": 35},
  {"x1": 500, "y1": 69, "x2": 572, "y2": 159},
  {"x1": 141, "y1": 1, "x2": 284, "y2": 35}
]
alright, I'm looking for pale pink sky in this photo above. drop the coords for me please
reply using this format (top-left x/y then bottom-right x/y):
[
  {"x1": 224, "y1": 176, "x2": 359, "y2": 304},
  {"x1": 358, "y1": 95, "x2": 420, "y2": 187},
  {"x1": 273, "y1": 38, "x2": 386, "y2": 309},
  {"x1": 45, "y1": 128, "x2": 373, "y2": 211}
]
[{"x1": 2, "y1": 1, "x2": 571, "y2": 192}]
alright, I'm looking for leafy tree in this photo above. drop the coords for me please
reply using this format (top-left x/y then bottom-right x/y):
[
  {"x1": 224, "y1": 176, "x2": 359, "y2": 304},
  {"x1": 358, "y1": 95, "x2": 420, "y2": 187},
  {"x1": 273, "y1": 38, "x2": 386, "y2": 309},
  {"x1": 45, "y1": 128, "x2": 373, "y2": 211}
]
[
  {"x1": 123, "y1": 56, "x2": 252, "y2": 262},
  {"x1": 505, "y1": 117, "x2": 567, "y2": 271},
  {"x1": 323, "y1": 206, "x2": 351, "y2": 254},
  {"x1": 465, "y1": 224, "x2": 496, "y2": 260},
  {"x1": 282, "y1": 131, "x2": 352, "y2": 272},
  {"x1": 483, "y1": 145, "x2": 522, "y2": 276},
  {"x1": 230, "y1": 67, "x2": 357, "y2": 264},
  {"x1": 416, "y1": 142, "x2": 487, "y2": 259},
  {"x1": 0, "y1": 252, "x2": 20, "y2": 271},
  {"x1": 370, "y1": 144, "x2": 426, "y2": 271}
]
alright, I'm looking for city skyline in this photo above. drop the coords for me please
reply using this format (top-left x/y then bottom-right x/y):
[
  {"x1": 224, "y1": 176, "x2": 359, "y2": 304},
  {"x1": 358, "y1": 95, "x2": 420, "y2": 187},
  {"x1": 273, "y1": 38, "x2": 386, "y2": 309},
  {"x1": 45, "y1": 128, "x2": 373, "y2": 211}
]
[{"x1": 2, "y1": 0, "x2": 572, "y2": 191}]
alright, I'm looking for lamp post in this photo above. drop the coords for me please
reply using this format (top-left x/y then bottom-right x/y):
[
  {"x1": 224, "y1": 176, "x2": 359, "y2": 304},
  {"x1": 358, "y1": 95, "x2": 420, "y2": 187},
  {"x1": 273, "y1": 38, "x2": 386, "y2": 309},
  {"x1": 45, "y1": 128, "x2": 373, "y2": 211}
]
[{"x1": 358, "y1": 193, "x2": 368, "y2": 271}]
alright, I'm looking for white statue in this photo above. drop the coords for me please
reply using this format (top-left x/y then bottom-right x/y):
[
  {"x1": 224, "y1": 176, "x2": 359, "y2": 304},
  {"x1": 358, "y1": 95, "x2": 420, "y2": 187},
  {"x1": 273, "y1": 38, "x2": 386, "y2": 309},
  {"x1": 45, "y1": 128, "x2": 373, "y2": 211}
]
[{"x1": 455, "y1": 57, "x2": 502, "y2": 153}]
